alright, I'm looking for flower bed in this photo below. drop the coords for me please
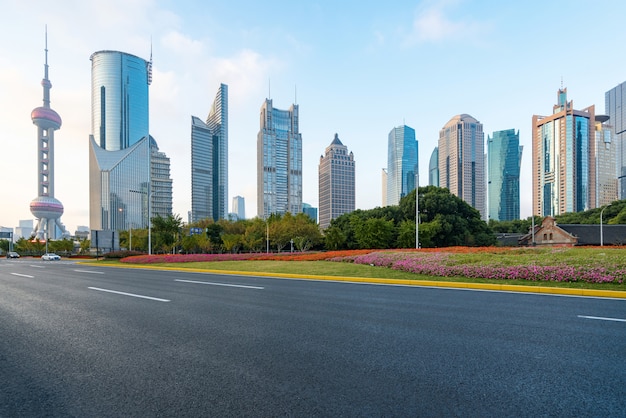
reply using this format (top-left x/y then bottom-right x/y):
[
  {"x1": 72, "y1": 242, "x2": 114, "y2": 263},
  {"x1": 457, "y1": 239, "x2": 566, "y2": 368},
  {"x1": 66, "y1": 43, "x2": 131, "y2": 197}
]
[{"x1": 329, "y1": 251, "x2": 626, "y2": 284}]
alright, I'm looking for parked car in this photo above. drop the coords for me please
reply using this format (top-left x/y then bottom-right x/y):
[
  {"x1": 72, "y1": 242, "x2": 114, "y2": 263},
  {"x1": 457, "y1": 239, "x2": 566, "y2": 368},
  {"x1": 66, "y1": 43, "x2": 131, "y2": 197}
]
[
  {"x1": 41, "y1": 253, "x2": 61, "y2": 261},
  {"x1": 7, "y1": 251, "x2": 20, "y2": 258}
]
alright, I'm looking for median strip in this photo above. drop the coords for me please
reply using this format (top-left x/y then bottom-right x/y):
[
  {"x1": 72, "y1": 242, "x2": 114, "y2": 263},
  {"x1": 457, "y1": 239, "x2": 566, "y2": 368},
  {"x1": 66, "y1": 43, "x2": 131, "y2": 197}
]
[{"x1": 88, "y1": 287, "x2": 170, "y2": 302}]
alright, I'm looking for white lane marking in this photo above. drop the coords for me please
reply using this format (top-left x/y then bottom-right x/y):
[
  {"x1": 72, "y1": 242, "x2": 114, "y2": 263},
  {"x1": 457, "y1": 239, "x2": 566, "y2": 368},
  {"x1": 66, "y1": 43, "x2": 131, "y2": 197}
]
[
  {"x1": 578, "y1": 315, "x2": 626, "y2": 323},
  {"x1": 88, "y1": 287, "x2": 170, "y2": 302},
  {"x1": 11, "y1": 273, "x2": 34, "y2": 278},
  {"x1": 74, "y1": 269, "x2": 104, "y2": 275},
  {"x1": 29, "y1": 265, "x2": 45, "y2": 268},
  {"x1": 175, "y1": 279, "x2": 264, "y2": 290}
]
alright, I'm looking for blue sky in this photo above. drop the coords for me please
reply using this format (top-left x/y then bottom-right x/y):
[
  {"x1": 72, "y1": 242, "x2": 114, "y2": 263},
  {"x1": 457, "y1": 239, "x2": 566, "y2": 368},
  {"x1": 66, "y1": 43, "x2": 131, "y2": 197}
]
[{"x1": 2, "y1": 0, "x2": 626, "y2": 233}]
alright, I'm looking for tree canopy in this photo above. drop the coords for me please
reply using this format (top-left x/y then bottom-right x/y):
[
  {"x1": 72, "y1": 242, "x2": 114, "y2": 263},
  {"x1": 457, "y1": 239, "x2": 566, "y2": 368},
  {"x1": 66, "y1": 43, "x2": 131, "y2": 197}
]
[{"x1": 328, "y1": 186, "x2": 495, "y2": 249}]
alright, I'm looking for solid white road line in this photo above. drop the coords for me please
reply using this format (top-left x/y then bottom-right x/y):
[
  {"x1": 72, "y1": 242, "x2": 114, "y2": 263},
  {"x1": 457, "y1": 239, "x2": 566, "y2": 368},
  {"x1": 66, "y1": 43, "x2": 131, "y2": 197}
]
[
  {"x1": 29, "y1": 265, "x2": 45, "y2": 268},
  {"x1": 88, "y1": 287, "x2": 170, "y2": 302},
  {"x1": 578, "y1": 315, "x2": 626, "y2": 323},
  {"x1": 74, "y1": 269, "x2": 104, "y2": 274},
  {"x1": 175, "y1": 279, "x2": 264, "y2": 290},
  {"x1": 11, "y1": 273, "x2": 34, "y2": 278}
]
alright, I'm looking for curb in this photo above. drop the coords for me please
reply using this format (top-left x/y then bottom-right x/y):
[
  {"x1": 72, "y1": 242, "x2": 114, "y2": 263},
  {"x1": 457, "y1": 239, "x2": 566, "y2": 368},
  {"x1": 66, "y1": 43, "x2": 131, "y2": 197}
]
[{"x1": 77, "y1": 261, "x2": 626, "y2": 299}]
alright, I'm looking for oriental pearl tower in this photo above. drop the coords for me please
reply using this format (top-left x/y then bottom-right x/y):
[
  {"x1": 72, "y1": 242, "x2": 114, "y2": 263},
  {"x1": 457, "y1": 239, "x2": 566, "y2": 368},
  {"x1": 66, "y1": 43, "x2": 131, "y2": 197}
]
[{"x1": 30, "y1": 30, "x2": 69, "y2": 240}]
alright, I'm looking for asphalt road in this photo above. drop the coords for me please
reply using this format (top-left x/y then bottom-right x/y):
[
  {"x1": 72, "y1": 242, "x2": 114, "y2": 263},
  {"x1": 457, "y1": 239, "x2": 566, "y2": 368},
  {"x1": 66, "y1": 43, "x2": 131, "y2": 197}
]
[{"x1": 0, "y1": 258, "x2": 624, "y2": 417}]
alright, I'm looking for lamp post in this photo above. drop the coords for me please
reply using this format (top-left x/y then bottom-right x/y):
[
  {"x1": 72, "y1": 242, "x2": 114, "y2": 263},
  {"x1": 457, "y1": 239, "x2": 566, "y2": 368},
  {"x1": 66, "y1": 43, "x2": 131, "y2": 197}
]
[
  {"x1": 600, "y1": 204, "x2": 611, "y2": 247},
  {"x1": 415, "y1": 172, "x2": 419, "y2": 249},
  {"x1": 266, "y1": 217, "x2": 269, "y2": 254}
]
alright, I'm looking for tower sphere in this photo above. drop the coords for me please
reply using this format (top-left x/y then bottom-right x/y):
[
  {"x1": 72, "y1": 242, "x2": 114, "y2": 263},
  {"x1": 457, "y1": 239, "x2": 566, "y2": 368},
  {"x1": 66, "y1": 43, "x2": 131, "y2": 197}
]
[
  {"x1": 31, "y1": 106, "x2": 62, "y2": 130},
  {"x1": 30, "y1": 196, "x2": 64, "y2": 220}
]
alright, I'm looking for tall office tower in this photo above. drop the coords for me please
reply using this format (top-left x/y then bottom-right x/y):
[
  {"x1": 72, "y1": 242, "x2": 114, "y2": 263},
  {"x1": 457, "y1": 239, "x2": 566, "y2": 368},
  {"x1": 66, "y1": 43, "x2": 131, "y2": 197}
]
[
  {"x1": 532, "y1": 88, "x2": 595, "y2": 216},
  {"x1": 429, "y1": 147, "x2": 439, "y2": 187},
  {"x1": 89, "y1": 50, "x2": 155, "y2": 231},
  {"x1": 386, "y1": 125, "x2": 418, "y2": 206},
  {"x1": 190, "y1": 84, "x2": 229, "y2": 222},
  {"x1": 487, "y1": 129, "x2": 522, "y2": 221},
  {"x1": 30, "y1": 32, "x2": 69, "y2": 240},
  {"x1": 438, "y1": 114, "x2": 485, "y2": 218},
  {"x1": 232, "y1": 196, "x2": 245, "y2": 220},
  {"x1": 318, "y1": 133, "x2": 355, "y2": 230},
  {"x1": 593, "y1": 115, "x2": 618, "y2": 207},
  {"x1": 257, "y1": 99, "x2": 302, "y2": 218},
  {"x1": 605, "y1": 82, "x2": 626, "y2": 199},
  {"x1": 150, "y1": 138, "x2": 173, "y2": 218}
]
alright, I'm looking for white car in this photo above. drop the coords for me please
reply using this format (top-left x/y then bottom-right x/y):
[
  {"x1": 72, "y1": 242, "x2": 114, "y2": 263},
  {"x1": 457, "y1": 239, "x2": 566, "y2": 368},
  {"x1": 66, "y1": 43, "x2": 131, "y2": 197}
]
[{"x1": 41, "y1": 253, "x2": 61, "y2": 261}]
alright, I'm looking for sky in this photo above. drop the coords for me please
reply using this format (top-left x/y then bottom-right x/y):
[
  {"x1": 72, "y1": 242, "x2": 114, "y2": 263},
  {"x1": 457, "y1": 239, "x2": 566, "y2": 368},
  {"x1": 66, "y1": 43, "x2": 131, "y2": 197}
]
[{"x1": 2, "y1": 0, "x2": 626, "y2": 234}]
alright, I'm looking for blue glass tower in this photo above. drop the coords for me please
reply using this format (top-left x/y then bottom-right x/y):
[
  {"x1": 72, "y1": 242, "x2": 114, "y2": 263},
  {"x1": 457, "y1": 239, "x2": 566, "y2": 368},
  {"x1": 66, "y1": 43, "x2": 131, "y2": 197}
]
[
  {"x1": 386, "y1": 125, "x2": 418, "y2": 206},
  {"x1": 190, "y1": 84, "x2": 229, "y2": 222},
  {"x1": 89, "y1": 50, "x2": 171, "y2": 233},
  {"x1": 487, "y1": 129, "x2": 522, "y2": 221}
]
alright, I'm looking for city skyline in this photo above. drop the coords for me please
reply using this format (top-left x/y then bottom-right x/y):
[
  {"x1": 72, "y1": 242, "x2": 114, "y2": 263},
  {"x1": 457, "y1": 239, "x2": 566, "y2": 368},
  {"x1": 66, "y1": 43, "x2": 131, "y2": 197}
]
[{"x1": 3, "y1": 2, "x2": 626, "y2": 233}]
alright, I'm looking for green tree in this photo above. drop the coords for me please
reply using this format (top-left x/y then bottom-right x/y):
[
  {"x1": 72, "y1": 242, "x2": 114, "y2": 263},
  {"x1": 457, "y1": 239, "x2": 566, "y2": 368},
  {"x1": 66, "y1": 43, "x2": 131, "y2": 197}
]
[
  {"x1": 221, "y1": 233, "x2": 241, "y2": 253},
  {"x1": 152, "y1": 214, "x2": 183, "y2": 254},
  {"x1": 396, "y1": 220, "x2": 417, "y2": 248},
  {"x1": 324, "y1": 225, "x2": 346, "y2": 250},
  {"x1": 242, "y1": 218, "x2": 266, "y2": 252},
  {"x1": 402, "y1": 186, "x2": 495, "y2": 247},
  {"x1": 352, "y1": 217, "x2": 395, "y2": 249}
]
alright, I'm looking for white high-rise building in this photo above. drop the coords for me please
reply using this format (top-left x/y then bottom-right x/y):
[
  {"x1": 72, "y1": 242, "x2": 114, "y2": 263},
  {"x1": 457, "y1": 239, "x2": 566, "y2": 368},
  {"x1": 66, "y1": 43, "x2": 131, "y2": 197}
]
[
  {"x1": 438, "y1": 114, "x2": 485, "y2": 219},
  {"x1": 257, "y1": 99, "x2": 302, "y2": 218},
  {"x1": 318, "y1": 134, "x2": 355, "y2": 230}
]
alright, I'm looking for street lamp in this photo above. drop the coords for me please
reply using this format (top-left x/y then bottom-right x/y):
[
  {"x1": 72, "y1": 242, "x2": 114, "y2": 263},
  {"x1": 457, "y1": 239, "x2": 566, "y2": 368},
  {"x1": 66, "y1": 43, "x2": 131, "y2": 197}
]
[
  {"x1": 415, "y1": 172, "x2": 420, "y2": 249},
  {"x1": 600, "y1": 203, "x2": 612, "y2": 247}
]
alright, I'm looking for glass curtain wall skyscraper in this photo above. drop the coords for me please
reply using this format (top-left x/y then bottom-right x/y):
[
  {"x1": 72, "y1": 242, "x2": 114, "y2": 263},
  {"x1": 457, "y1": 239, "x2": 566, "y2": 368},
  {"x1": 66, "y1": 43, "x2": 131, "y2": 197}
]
[
  {"x1": 487, "y1": 129, "x2": 522, "y2": 221},
  {"x1": 592, "y1": 115, "x2": 618, "y2": 207},
  {"x1": 429, "y1": 147, "x2": 439, "y2": 187},
  {"x1": 190, "y1": 84, "x2": 229, "y2": 222},
  {"x1": 605, "y1": 82, "x2": 626, "y2": 199},
  {"x1": 318, "y1": 133, "x2": 355, "y2": 230},
  {"x1": 89, "y1": 50, "x2": 171, "y2": 231},
  {"x1": 386, "y1": 125, "x2": 418, "y2": 206},
  {"x1": 438, "y1": 114, "x2": 485, "y2": 218},
  {"x1": 257, "y1": 99, "x2": 302, "y2": 219},
  {"x1": 532, "y1": 88, "x2": 594, "y2": 216}
]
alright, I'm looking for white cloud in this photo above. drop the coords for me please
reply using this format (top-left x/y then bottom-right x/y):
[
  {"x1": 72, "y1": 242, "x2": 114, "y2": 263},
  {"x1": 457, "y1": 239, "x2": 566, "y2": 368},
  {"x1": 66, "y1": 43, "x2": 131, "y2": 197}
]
[{"x1": 404, "y1": 0, "x2": 487, "y2": 45}]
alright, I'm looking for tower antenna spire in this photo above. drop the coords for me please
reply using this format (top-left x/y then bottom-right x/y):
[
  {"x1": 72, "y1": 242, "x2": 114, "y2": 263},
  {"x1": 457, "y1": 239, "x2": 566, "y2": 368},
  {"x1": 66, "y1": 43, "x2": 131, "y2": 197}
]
[
  {"x1": 268, "y1": 77, "x2": 271, "y2": 99},
  {"x1": 295, "y1": 84, "x2": 297, "y2": 105}
]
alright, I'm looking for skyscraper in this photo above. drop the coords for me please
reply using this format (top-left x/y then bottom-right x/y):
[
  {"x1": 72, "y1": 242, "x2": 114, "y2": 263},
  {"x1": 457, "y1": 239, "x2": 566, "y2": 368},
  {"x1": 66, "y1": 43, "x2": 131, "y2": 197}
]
[
  {"x1": 30, "y1": 30, "x2": 69, "y2": 240},
  {"x1": 487, "y1": 129, "x2": 522, "y2": 221},
  {"x1": 386, "y1": 125, "x2": 418, "y2": 206},
  {"x1": 429, "y1": 147, "x2": 439, "y2": 187},
  {"x1": 89, "y1": 50, "x2": 171, "y2": 232},
  {"x1": 190, "y1": 84, "x2": 229, "y2": 222},
  {"x1": 592, "y1": 115, "x2": 618, "y2": 207},
  {"x1": 532, "y1": 88, "x2": 594, "y2": 216},
  {"x1": 318, "y1": 133, "x2": 355, "y2": 230},
  {"x1": 232, "y1": 196, "x2": 245, "y2": 220},
  {"x1": 257, "y1": 99, "x2": 302, "y2": 219},
  {"x1": 605, "y1": 82, "x2": 626, "y2": 199},
  {"x1": 438, "y1": 114, "x2": 485, "y2": 218},
  {"x1": 150, "y1": 137, "x2": 173, "y2": 218}
]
